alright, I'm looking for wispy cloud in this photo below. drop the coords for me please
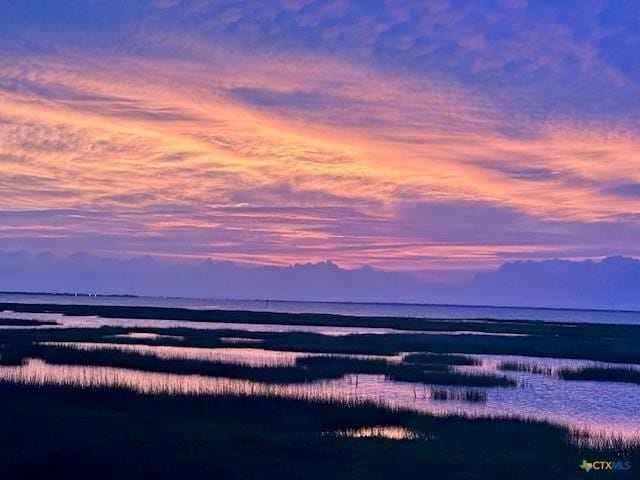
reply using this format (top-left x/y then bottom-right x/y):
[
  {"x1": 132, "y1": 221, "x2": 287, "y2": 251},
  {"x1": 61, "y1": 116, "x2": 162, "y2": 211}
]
[{"x1": 0, "y1": 1, "x2": 639, "y2": 274}]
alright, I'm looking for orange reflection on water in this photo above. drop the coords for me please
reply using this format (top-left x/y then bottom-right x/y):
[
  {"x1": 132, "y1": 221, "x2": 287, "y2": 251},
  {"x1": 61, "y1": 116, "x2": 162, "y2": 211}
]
[{"x1": 330, "y1": 426, "x2": 423, "y2": 440}]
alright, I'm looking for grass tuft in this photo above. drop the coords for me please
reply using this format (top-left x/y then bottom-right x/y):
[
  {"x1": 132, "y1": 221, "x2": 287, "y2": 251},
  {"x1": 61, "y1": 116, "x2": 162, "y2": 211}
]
[
  {"x1": 497, "y1": 362, "x2": 553, "y2": 375},
  {"x1": 557, "y1": 366, "x2": 640, "y2": 385}
]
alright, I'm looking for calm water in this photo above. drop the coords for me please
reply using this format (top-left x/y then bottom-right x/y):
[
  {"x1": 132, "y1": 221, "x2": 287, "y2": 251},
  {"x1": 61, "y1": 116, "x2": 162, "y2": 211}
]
[
  {"x1": 1, "y1": 293, "x2": 639, "y2": 440},
  {"x1": 0, "y1": 311, "x2": 529, "y2": 337},
  {"x1": 2, "y1": 292, "x2": 640, "y2": 324},
  {"x1": 2, "y1": 351, "x2": 639, "y2": 440},
  {"x1": 0, "y1": 311, "x2": 420, "y2": 336}
]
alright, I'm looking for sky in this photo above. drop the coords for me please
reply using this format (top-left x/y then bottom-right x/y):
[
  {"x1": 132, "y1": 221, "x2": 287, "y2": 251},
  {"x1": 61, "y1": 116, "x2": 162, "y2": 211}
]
[{"x1": 1, "y1": 1, "x2": 640, "y2": 290}]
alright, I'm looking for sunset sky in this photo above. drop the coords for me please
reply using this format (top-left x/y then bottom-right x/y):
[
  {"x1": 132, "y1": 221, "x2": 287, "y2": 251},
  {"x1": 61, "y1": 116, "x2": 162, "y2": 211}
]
[{"x1": 1, "y1": 1, "x2": 639, "y2": 279}]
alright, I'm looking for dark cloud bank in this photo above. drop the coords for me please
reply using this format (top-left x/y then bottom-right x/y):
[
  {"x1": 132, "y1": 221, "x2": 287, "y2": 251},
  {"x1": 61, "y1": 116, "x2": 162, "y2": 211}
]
[{"x1": 1, "y1": 251, "x2": 639, "y2": 311}]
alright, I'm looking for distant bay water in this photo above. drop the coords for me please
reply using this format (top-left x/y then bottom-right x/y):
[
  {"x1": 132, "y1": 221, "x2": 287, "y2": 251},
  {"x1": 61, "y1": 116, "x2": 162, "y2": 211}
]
[{"x1": 1, "y1": 292, "x2": 640, "y2": 325}]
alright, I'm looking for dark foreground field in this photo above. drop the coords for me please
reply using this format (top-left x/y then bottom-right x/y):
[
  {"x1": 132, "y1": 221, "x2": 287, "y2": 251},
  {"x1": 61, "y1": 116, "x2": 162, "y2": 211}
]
[
  {"x1": 1, "y1": 303, "x2": 639, "y2": 479},
  {"x1": 1, "y1": 382, "x2": 637, "y2": 480}
]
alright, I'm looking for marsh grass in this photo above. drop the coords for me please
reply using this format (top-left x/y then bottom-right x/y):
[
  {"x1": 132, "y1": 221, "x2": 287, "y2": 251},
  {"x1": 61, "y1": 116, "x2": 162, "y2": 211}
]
[
  {"x1": 32, "y1": 344, "x2": 320, "y2": 384},
  {"x1": 557, "y1": 366, "x2": 640, "y2": 384},
  {"x1": 21, "y1": 345, "x2": 517, "y2": 387},
  {"x1": 328, "y1": 425, "x2": 424, "y2": 440},
  {"x1": 387, "y1": 368, "x2": 515, "y2": 387},
  {"x1": 0, "y1": 345, "x2": 28, "y2": 365},
  {"x1": 497, "y1": 361, "x2": 554, "y2": 376},
  {"x1": 0, "y1": 318, "x2": 57, "y2": 326},
  {"x1": 404, "y1": 352, "x2": 480, "y2": 366},
  {"x1": 298, "y1": 356, "x2": 515, "y2": 388},
  {"x1": 0, "y1": 380, "x2": 637, "y2": 480},
  {"x1": 5, "y1": 301, "x2": 640, "y2": 340},
  {"x1": 429, "y1": 387, "x2": 488, "y2": 402},
  {"x1": 568, "y1": 428, "x2": 640, "y2": 455},
  {"x1": 3, "y1": 312, "x2": 640, "y2": 364},
  {"x1": 2, "y1": 304, "x2": 640, "y2": 478}
]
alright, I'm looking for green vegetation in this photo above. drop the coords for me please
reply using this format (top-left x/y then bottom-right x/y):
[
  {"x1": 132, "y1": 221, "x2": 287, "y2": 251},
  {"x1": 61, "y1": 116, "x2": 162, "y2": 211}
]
[
  {"x1": 0, "y1": 381, "x2": 637, "y2": 480},
  {"x1": 557, "y1": 366, "x2": 640, "y2": 385}
]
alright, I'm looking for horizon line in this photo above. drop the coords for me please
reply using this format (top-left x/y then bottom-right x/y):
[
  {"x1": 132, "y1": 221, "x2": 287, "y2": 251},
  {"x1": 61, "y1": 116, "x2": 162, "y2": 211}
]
[{"x1": 2, "y1": 290, "x2": 639, "y2": 317}]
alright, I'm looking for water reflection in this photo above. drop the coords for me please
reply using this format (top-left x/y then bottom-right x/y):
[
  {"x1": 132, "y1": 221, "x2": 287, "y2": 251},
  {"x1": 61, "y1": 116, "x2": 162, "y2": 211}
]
[
  {"x1": 0, "y1": 311, "x2": 527, "y2": 336},
  {"x1": 2, "y1": 308, "x2": 639, "y2": 441},
  {"x1": 1, "y1": 357, "x2": 639, "y2": 440},
  {"x1": 41, "y1": 343, "x2": 306, "y2": 366},
  {"x1": 470, "y1": 353, "x2": 640, "y2": 375},
  {"x1": 109, "y1": 333, "x2": 185, "y2": 341},
  {"x1": 219, "y1": 337, "x2": 263, "y2": 345},
  {"x1": 4, "y1": 292, "x2": 640, "y2": 324},
  {"x1": 329, "y1": 426, "x2": 422, "y2": 440},
  {"x1": 0, "y1": 311, "x2": 403, "y2": 335},
  {"x1": 40, "y1": 342, "x2": 400, "y2": 366}
]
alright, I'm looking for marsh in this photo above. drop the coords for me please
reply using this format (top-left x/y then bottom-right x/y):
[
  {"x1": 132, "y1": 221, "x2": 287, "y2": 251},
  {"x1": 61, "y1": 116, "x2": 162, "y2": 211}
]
[{"x1": 0, "y1": 300, "x2": 639, "y2": 479}]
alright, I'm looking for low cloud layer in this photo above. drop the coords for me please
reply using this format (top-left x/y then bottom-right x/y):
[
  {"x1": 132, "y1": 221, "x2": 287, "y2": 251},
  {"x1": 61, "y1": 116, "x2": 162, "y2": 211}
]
[{"x1": 1, "y1": 251, "x2": 639, "y2": 311}]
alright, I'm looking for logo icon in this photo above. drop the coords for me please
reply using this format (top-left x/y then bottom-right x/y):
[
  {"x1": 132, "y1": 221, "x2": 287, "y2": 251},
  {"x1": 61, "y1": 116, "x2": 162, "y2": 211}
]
[{"x1": 580, "y1": 460, "x2": 593, "y2": 472}]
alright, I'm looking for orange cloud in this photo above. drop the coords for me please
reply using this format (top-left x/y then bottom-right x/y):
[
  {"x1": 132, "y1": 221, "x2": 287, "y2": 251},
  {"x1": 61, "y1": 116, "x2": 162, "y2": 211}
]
[{"x1": 1, "y1": 49, "x2": 639, "y2": 272}]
